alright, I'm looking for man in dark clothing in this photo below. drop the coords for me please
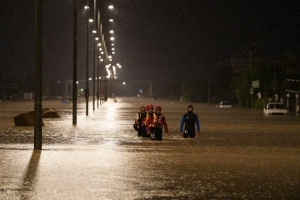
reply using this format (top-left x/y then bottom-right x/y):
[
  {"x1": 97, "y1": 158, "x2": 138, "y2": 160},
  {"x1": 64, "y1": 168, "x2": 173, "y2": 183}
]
[
  {"x1": 135, "y1": 106, "x2": 147, "y2": 137},
  {"x1": 179, "y1": 105, "x2": 200, "y2": 138}
]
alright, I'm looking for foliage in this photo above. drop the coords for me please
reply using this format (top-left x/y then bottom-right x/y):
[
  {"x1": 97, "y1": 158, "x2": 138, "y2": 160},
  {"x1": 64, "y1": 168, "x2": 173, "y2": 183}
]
[
  {"x1": 230, "y1": 52, "x2": 300, "y2": 106},
  {"x1": 180, "y1": 80, "x2": 201, "y2": 102},
  {"x1": 230, "y1": 70, "x2": 252, "y2": 106},
  {"x1": 254, "y1": 98, "x2": 268, "y2": 109}
]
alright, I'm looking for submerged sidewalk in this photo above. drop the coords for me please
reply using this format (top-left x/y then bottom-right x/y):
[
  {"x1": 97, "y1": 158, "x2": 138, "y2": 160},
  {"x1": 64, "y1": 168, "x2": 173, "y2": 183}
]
[{"x1": 1, "y1": 97, "x2": 300, "y2": 199}]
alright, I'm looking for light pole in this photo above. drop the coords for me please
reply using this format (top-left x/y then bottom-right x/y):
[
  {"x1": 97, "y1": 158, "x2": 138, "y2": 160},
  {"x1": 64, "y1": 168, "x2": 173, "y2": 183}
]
[
  {"x1": 72, "y1": 0, "x2": 78, "y2": 125},
  {"x1": 97, "y1": 10, "x2": 100, "y2": 108},
  {"x1": 85, "y1": 0, "x2": 90, "y2": 116},
  {"x1": 207, "y1": 65, "x2": 210, "y2": 104},
  {"x1": 34, "y1": 0, "x2": 42, "y2": 149},
  {"x1": 92, "y1": 0, "x2": 96, "y2": 111}
]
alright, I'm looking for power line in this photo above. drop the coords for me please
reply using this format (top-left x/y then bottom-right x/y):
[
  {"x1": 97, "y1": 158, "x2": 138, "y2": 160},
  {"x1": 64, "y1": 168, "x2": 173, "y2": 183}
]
[
  {"x1": 213, "y1": 13, "x2": 300, "y2": 66},
  {"x1": 248, "y1": 13, "x2": 300, "y2": 48}
]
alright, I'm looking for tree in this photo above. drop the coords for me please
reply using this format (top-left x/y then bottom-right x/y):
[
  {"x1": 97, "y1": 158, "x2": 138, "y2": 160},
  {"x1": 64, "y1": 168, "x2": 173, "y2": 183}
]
[{"x1": 180, "y1": 80, "x2": 202, "y2": 102}]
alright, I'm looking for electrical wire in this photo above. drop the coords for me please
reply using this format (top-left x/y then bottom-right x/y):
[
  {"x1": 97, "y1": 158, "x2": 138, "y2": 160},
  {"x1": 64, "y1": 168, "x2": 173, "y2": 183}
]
[{"x1": 212, "y1": 13, "x2": 300, "y2": 66}]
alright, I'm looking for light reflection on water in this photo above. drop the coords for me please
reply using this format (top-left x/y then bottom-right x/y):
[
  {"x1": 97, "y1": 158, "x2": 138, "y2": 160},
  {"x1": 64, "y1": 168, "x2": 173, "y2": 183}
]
[{"x1": 1, "y1": 98, "x2": 300, "y2": 199}]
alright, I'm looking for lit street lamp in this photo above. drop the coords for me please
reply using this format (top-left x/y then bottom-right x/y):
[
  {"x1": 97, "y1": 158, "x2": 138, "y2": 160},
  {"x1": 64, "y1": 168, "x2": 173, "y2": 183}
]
[
  {"x1": 92, "y1": 0, "x2": 97, "y2": 111},
  {"x1": 85, "y1": 0, "x2": 91, "y2": 116}
]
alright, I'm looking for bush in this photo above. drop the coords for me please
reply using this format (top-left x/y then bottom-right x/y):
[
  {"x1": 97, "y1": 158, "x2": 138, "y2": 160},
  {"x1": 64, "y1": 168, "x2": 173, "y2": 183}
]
[{"x1": 254, "y1": 98, "x2": 268, "y2": 109}]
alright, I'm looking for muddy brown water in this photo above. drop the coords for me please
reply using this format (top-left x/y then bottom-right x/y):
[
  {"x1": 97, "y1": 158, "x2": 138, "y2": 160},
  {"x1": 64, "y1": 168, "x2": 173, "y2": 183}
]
[{"x1": 1, "y1": 97, "x2": 300, "y2": 199}]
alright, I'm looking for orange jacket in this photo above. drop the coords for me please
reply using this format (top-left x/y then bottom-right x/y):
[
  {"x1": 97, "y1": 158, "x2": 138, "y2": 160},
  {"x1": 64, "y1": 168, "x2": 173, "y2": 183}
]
[{"x1": 146, "y1": 113, "x2": 168, "y2": 133}]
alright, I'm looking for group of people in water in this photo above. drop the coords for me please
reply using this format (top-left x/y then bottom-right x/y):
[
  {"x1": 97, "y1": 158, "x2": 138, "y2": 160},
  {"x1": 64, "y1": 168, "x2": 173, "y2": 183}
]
[{"x1": 134, "y1": 104, "x2": 200, "y2": 141}]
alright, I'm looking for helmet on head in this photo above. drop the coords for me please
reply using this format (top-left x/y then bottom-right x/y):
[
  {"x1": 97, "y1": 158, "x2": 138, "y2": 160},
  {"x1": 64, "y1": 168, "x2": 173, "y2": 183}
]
[
  {"x1": 146, "y1": 104, "x2": 154, "y2": 110},
  {"x1": 156, "y1": 106, "x2": 161, "y2": 110}
]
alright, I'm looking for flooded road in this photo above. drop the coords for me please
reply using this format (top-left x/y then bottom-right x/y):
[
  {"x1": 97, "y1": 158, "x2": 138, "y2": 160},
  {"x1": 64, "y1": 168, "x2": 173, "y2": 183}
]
[{"x1": 1, "y1": 97, "x2": 300, "y2": 199}]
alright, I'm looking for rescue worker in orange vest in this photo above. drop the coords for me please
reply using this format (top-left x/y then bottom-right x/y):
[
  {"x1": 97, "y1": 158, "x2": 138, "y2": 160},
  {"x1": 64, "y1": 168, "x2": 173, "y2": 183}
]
[
  {"x1": 143, "y1": 104, "x2": 154, "y2": 138},
  {"x1": 146, "y1": 105, "x2": 169, "y2": 141}
]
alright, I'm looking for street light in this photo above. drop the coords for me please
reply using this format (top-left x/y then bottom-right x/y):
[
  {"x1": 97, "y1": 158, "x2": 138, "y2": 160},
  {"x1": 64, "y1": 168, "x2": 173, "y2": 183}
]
[
  {"x1": 85, "y1": 0, "x2": 91, "y2": 116},
  {"x1": 92, "y1": 0, "x2": 97, "y2": 111},
  {"x1": 97, "y1": 9, "x2": 100, "y2": 108}
]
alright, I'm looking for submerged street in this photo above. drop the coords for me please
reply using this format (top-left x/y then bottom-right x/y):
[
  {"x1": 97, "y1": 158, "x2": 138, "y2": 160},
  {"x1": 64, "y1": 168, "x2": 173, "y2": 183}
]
[{"x1": 1, "y1": 97, "x2": 300, "y2": 199}]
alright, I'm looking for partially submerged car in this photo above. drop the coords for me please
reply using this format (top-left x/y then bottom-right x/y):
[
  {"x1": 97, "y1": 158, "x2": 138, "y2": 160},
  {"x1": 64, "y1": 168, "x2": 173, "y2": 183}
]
[
  {"x1": 264, "y1": 102, "x2": 288, "y2": 115},
  {"x1": 219, "y1": 101, "x2": 232, "y2": 108}
]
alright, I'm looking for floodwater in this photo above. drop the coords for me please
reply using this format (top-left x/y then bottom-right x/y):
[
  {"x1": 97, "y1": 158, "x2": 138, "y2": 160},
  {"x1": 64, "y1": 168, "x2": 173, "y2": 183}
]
[{"x1": 0, "y1": 97, "x2": 300, "y2": 199}]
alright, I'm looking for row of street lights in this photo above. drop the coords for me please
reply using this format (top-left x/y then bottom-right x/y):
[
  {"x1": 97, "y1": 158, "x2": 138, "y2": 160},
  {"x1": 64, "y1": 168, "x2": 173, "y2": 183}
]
[
  {"x1": 34, "y1": 0, "x2": 121, "y2": 148},
  {"x1": 85, "y1": 1, "x2": 121, "y2": 116}
]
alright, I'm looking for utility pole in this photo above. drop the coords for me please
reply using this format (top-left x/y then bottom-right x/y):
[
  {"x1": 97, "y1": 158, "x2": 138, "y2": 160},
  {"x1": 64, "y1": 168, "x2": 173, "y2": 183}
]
[
  {"x1": 93, "y1": 0, "x2": 96, "y2": 111},
  {"x1": 207, "y1": 65, "x2": 210, "y2": 104},
  {"x1": 72, "y1": 0, "x2": 77, "y2": 125},
  {"x1": 250, "y1": 48, "x2": 253, "y2": 108},
  {"x1": 34, "y1": 0, "x2": 43, "y2": 149},
  {"x1": 85, "y1": 0, "x2": 89, "y2": 116},
  {"x1": 249, "y1": 49, "x2": 252, "y2": 69},
  {"x1": 97, "y1": 10, "x2": 100, "y2": 108}
]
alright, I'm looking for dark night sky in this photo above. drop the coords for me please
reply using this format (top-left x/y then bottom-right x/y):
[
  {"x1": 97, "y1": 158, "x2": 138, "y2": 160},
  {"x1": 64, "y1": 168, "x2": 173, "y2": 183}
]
[{"x1": 1, "y1": 1, "x2": 300, "y2": 86}]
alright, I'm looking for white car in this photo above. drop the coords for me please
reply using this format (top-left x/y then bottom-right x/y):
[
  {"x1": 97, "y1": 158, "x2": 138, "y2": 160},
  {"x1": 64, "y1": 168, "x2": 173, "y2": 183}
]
[
  {"x1": 264, "y1": 102, "x2": 288, "y2": 115},
  {"x1": 219, "y1": 101, "x2": 232, "y2": 108}
]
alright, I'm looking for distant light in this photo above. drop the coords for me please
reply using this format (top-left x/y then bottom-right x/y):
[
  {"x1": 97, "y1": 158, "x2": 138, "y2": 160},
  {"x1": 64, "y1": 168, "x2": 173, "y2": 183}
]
[
  {"x1": 109, "y1": 59, "x2": 112, "y2": 62},
  {"x1": 110, "y1": 30, "x2": 114, "y2": 34},
  {"x1": 92, "y1": 30, "x2": 97, "y2": 34},
  {"x1": 108, "y1": 55, "x2": 112, "y2": 59},
  {"x1": 98, "y1": 43, "x2": 101, "y2": 46},
  {"x1": 58, "y1": 81, "x2": 61, "y2": 83},
  {"x1": 108, "y1": 5, "x2": 114, "y2": 10},
  {"x1": 110, "y1": 37, "x2": 115, "y2": 41},
  {"x1": 81, "y1": 88, "x2": 84, "y2": 91},
  {"x1": 112, "y1": 52, "x2": 115, "y2": 54},
  {"x1": 111, "y1": 48, "x2": 115, "y2": 51},
  {"x1": 101, "y1": 51, "x2": 104, "y2": 54},
  {"x1": 109, "y1": 19, "x2": 114, "y2": 22},
  {"x1": 99, "y1": 48, "x2": 102, "y2": 50},
  {"x1": 106, "y1": 69, "x2": 111, "y2": 77},
  {"x1": 100, "y1": 59, "x2": 103, "y2": 62},
  {"x1": 89, "y1": 19, "x2": 93, "y2": 23},
  {"x1": 89, "y1": 78, "x2": 92, "y2": 80},
  {"x1": 84, "y1": 6, "x2": 89, "y2": 10},
  {"x1": 111, "y1": 43, "x2": 114, "y2": 46},
  {"x1": 95, "y1": 37, "x2": 99, "y2": 40},
  {"x1": 76, "y1": 81, "x2": 79, "y2": 84}
]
